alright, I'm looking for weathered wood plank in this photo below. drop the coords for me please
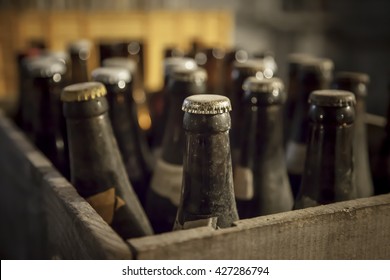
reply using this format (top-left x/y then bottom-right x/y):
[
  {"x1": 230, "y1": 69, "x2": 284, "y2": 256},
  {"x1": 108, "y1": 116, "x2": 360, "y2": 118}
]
[
  {"x1": 0, "y1": 110, "x2": 132, "y2": 259},
  {"x1": 129, "y1": 194, "x2": 390, "y2": 259}
]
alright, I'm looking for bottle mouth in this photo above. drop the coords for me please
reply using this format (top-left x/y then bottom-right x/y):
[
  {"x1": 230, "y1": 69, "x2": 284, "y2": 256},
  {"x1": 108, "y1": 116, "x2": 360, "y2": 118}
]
[
  {"x1": 182, "y1": 94, "x2": 232, "y2": 115},
  {"x1": 309, "y1": 90, "x2": 356, "y2": 107},
  {"x1": 61, "y1": 82, "x2": 107, "y2": 102}
]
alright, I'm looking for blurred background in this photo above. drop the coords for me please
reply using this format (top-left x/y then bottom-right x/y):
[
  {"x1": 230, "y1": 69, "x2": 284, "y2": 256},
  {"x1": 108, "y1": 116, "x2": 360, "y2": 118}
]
[{"x1": 0, "y1": 0, "x2": 389, "y2": 116}]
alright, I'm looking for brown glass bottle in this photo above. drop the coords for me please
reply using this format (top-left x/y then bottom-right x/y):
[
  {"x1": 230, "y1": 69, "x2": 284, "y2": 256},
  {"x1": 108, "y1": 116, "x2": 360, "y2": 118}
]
[
  {"x1": 195, "y1": 48, "x2": 225, "y2": 94},
  {"x1": 175, "y1": 94, "x2": 239, "y2": 230},
  {"x1": 333, "y1": 72, "x2": 374, "y2": 198},
  {"x1": 372, "y1": 83, "x2": 390, "y2": 195},
  {"x1": 91, "y1": 67, "x2": 154, "y2": 206},
  {"x1": 230, "y1": 59, "x2": 265, "y2": 164},
  {"x1": 286, "y1": 58, "x2": 334, "y2": 198},
  {"x1": 146, "y1": 67, "x2": 207, "y2": 233},
  {"x1": 149, "y1": 57, "x2": 197, "y2": 150},
  {"x1": 294, "y1": 90, "x2": 357, "y2": 209},
  {"x1": 61, "y1": 82, "x2": 153, "y2": 239},
  {"x1": 222, "y1": 48, "x2": 248, "y2": 98},
  {"x1": 234, "y1": 77, "x2": 293, "y2": 218},
  {"x1": 68, "y1": 39, "x2": 92, "y2": 83},
  {"x1": 27, "y1": 57, "x2": 70, "y2": 178}
]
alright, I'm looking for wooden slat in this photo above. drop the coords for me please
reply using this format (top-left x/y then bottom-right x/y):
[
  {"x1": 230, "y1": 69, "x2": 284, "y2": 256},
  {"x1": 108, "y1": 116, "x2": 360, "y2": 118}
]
[
  {"x1": 0, "y1": 110, "x2": 132, "y2": 259},
  {"x1": 129, "y1": 194, "x2": 390, "y2": 259}
]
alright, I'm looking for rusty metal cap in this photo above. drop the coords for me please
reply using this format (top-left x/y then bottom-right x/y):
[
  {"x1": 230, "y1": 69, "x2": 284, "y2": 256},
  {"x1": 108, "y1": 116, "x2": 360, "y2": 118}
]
[
  {"x1": 309, "y1": 90, "x2": 356, "y2": 107},
  {"x1": 27, "y1": 56, "x2": 66, "y2": 77},
  {"x1": 182, "y1": 94, "x2": 232, "y2": 114},
  {"x1": 91, "y1": 67, "x2": 132, "y2": 84},
  {"x1": 243, "y1": 77, "x2": 285, "y2": 105},
  {"x1": 61, "y1": 82, "x2": 107, "y2": 102},
  {"x1": 335, "y1": 71, "x2": 370, "y2": 84},
  {"x1": 164, "y1": 57, "x2": 197, "y2": 76},
  {"x1": 171, "y1": 67, "x2": 207, "y2": 83},
  {"x1": 102, "y1": 57, "x2": 137, "y2": 74}
]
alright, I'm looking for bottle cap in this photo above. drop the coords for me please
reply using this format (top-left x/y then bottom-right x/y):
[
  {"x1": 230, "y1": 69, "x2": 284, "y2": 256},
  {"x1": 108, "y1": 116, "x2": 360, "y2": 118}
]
[
  {"x1": 170, "y1": 67, "x2": 207, "y2": 83},
  {"x1": 164, "y1": 57, "x2": 197, "y2": 76},
  {"x1": 61, "y1": 82, "x2": 107, "y2": 102},
  {"x1": 91, "y1": 67, "x2": 132, "y2": 85},
  {"x1": 27, "y1": 56, "x2": 67, "y2": 77},
  {"x1": 309, "y1": 90, "x2": 356, "y2": 107},
  {"x1": 102, "y1": 57, "x2": 137, "y2": 74},
  {"x1": 182, "y1": 94, "x2": 231, "y2": 114},
  {"x1": 335, "y1": 71, "x2": 370, "y2": 84},
  {"x1": 68, "y1": 39, "x2": 92, "y2": 53},
  {"x1": 243, "y1": 77, "x2": 285, "y2": 105},
  {"x1": 233, "y1": 58, "x2": 265, "y2": 71},
  {"x1": 287, "y1": 53, "x2": 315, "y2": 64}
]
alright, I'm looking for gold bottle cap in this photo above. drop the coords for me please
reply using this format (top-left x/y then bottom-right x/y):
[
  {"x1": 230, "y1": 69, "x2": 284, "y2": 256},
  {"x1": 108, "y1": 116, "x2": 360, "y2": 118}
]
[
  {"x1": 309, "y1": 90, "x2": 356, "y2": 107},
  {"x1": 182, "y1": 94, "x2": 232, "y2": 114},
  {"x1": 102, "y1": 57, "x2": 137, "y2": 74},
  {"x1": 61, "y1": 82, "x2": 107, "y2": 102},
  {"x1": 335, "y1": 71, "x2": 370, "y2": 84}
]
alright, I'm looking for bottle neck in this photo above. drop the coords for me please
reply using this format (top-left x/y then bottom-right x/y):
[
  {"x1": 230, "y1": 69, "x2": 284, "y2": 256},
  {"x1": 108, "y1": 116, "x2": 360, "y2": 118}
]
[
  {"x1": 160, "y1": 81, "x2": 206, "y2": 164},
  {"x1": 177, "y1": 112, "x2": 238, "y2": 228},
  {"x1": 297, "y1": 105, "x2": 356, "y2": 206},
  {"x1": 240, "y1": 104, "x2": 285, "y2": 166},
  {"x1": 70, "y1": 53, "x2": 89, "y2": 83}
]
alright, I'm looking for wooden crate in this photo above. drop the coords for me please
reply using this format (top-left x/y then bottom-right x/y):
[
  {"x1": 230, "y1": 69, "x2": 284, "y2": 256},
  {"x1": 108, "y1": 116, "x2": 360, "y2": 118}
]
[{"x1": 0, "y1": 109, "x2": 389, "y2": 260}]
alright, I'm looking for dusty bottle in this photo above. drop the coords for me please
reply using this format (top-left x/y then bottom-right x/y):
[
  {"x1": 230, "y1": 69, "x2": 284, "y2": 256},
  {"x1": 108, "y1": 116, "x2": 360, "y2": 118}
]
[
  {"x1": 149, "y1": 57, "x2": 197, "y2": 150},
  {"x1": 294, "y1": 90, "x2": 357, "y2": 209},
  {"x1": 230, "y1": 59, "x2": 266, "y2": 163},
  {"x1": 333, "y1": 72, "x2": 374, "y2": 198},
  {"x1": 286, "y1": 58, "x2": 334, "y2": 198},
  {"x1": 234, "y1": 77, "x2": 293, "y2": 218},
  {"x1": 61, "y1": 82, "x2": 153, "y2": 238},
  {"x1": 91, "y1": 67, "x2": 154, "y2": 206},
  {"x1": 68, "y1": 39, "x2": 92, "y2": 83},
  {"x1": 175, "y1": 94, "x2": 239, "y2": 230},
  {"x1": 194, "y1": 47, "x2": 225, "y2": 94},
  {"x1": 372, "y1": 83, "x2": 390, "y2": 195},
  {"x1": 146, "y1": 67, "x2": 207, "y2": 233},
  {"x1": 284, "y1": 53, "x2": 315, "y2": 144},
  {"x1": 27, "y1": 57, "x2": 69, "y2": 177},
  {"x1": 102, "y1": 57, "x2": 152, "y2": 135},
  {"x1": 222, "y1": 49, "x2": 248, "y2": 98}
]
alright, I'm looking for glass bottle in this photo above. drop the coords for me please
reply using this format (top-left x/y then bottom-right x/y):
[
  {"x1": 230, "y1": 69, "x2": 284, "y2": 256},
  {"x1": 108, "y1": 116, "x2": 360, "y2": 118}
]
[
  {"x1": 294, "y1": 90, "x2": 357, "y2": 209},
  {"x1": 149, "y1": 57, "x2": 197, "y2": 150},
  {"x1": 146, "y1": 67, "x2": 207, "y2": 233},
  {"x1": 333, "y1": 72, "x2": 374, "y2": 198},
  {"x1": 230, "y1": 59, "x2": 265, "y2": 164},
  {"x1": 27, "y1": 57, "x2": 69, "y2": 178},
  {"x1": 91, "y1": 67, "x2": 154, "y2": 206},
  {"x1": 286, "y1": 58, "x2": 334, "y2": 198},
  {"x1": 234, "y1": 77, "x2": 293, "y2": 218},
  {"x1": 61, "y1": 82, "x2": 153, "y2": 238},
  {"x1": 68, "y1": 39, "x2": 92, "y2": 83},
  {"x1": 175, "y1": 94, "x2": 239, "y2": 230},
  {"x1": 222, "y1": 48, "x2": 248, "y2": 98}
]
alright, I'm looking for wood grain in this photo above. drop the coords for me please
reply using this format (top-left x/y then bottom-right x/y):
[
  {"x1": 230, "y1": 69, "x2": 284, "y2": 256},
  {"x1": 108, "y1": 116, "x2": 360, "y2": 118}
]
[
  {"x1": 0, "y1": 110, "x2": 132, "y2": 259},
  {"x1": 129, "y1": 194, "x2": 390, "y2": 259}
]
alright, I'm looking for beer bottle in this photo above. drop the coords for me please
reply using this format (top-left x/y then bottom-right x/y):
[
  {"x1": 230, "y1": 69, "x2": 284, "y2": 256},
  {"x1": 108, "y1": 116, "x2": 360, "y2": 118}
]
[
  {"x1": 372, "y1": 83, "x2": 390, "y2": 195},
  {"x1": 194, "y1": 47, "x2": 225, "y2": 94},
  {"x1": 230, "y1": 59, "x2": 265, "y2": 164},
  {"x1": 149, "y1": 57, "x2": 197, "y2": 150},
  {"x1": 222, "y1": 48, "x2": 248, "y2": 98},
  {"x1": 61, "y1": 82, "x2": 153, "y2": 238},
  {"x1": 68, "y1": 39, "x2": 92, "y2": 83},
  {"x1": 286, "y1": 58, "x2": 334, "y2": 198},
  {"x1": 175, "y1": 94, "x2": 239, "y2": 230},
  {"x1": 27, "y1": 57, "x2": 69, "y2": 177},
  {"x1": 294, "y1": 90, "x2": 357, "y2": 209},
  {"x1": 146, "y1": 67, "x2": 207, "y2": 233},
  {"x1": 333, "y1": 72, "x2": 374, "y2": 198},
  {"x1": 91, "y1": 67, "x2": 154, "y2": 206},
  {"x1": 234, "y1": 77, "x2": 293, "y2": 218}
]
